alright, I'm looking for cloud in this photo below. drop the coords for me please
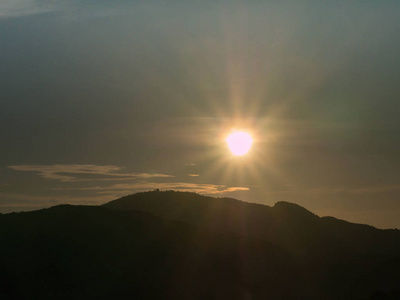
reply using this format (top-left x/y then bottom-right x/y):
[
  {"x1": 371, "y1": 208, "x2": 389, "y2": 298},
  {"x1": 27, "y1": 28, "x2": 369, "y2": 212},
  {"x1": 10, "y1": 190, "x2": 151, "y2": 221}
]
[
  {"x1": 347, "y1": 185, "x2": 400, "y2": 195},
  {"x1": 0, "y1": 0, "x2": 64, "y2": 18},
  {"x1": 0, "y1": 0, "x2": 121, "y2": 20},
  {"x1": 6, "y1": 165, "x2": 249, "y2": 209},
  {"x1": 301, "y1": 185, "x2": 400, "y2": 195},
  {"x1": 188, "y1": 174, "x2": 199, "y2": 177},
  {"x1": 0, "y1": 192, "x2": 112, "y2": 212},
  {"x1": 0, "y1": 182, "x2": 250, "y2": 213},
  {"x1": 263, "y1": 185, "x2": 400, "y2": 196},
  {"x1": 8, "y1": 164, "x2": 173, "y2": 182},
  {"x1": 54, "y1": 182, "x2": 249, "y2": 196}
]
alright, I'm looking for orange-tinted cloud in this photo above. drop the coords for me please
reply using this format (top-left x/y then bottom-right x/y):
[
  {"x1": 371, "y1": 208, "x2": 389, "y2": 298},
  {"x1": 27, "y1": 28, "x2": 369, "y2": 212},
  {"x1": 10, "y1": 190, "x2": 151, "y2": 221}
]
[{"x1": 8, "y1": 164, "x2": 173, "y2": 182}]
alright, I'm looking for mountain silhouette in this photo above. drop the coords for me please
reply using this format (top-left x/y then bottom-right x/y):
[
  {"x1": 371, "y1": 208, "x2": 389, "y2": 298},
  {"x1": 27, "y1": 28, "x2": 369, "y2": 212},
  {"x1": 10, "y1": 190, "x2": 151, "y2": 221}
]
[
  {"x1": 1, "y1": 190, "x2": 400, "y2": 299},
  {"x1": 104, "y1": 191, "x2": 400, "y2": 257}
]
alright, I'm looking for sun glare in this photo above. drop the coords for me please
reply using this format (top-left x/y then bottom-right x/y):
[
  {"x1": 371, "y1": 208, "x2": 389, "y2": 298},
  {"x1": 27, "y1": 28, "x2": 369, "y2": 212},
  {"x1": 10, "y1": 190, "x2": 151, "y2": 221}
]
[{"x1": 226, "y1": 131, "x2": 253, "y2": 156}]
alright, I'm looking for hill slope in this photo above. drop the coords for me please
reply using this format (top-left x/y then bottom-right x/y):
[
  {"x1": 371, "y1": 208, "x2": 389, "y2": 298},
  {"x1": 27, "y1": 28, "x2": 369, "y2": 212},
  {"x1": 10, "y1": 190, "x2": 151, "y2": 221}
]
[
  {"x1": 1, "y1": 191, "x2": 400, "y2": 299},
  {"x1": 104, "y1": 191, "x2": 400, "y2": 257},
  {"x1": 104, "y1": 191, "x2": 400, "y2": 297},
  {"x1": 0, "y1": 204, "x2": 301, "y2": 299}
]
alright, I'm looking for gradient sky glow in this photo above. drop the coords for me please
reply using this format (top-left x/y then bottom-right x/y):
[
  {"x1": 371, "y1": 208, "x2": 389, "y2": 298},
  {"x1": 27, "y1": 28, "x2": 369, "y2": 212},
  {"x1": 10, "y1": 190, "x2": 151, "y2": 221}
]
[{"x1": 1, "y1": 0, "x2": 400, "y2": 228}]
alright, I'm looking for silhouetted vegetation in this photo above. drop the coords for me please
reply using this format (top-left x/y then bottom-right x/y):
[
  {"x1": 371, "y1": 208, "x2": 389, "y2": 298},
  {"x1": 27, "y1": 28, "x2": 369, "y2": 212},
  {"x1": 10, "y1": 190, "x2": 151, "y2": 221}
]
[{"x1": 1, "y1": 191, "x2": 400, "y2": 299}]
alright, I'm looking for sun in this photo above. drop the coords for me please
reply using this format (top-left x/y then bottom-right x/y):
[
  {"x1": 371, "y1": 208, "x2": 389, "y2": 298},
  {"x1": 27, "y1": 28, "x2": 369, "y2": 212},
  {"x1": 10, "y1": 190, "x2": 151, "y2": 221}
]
[{"x1": 226, "y1": 131, "x2": 253, "y2": 156}]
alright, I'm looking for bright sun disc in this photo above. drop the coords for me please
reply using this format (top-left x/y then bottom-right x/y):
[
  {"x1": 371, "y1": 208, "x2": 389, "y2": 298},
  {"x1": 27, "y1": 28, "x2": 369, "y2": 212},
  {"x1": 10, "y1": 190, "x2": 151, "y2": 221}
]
[{"x1": 226, "y1": 131, "x2": 253, "y2": 156}]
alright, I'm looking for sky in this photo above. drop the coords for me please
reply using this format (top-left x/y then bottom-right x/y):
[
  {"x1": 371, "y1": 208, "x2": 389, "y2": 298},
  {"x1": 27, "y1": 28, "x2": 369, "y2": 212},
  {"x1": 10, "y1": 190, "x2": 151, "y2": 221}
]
[{"x1": 1, "y1": 0, "x2": 400, "y2": 229}]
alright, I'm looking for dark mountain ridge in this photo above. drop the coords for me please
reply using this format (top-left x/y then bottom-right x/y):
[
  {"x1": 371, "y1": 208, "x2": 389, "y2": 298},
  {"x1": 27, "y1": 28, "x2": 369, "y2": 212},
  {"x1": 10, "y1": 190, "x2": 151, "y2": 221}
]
[
  {"x1": 104, "y1": 191, "x2": 400, "y2": 257},
  {"x1": 1, "y1": 190, "x2": 400, "y2": 299},
  {"x1": 0, "y1": 204, "x2": 300, "y2": 299}
]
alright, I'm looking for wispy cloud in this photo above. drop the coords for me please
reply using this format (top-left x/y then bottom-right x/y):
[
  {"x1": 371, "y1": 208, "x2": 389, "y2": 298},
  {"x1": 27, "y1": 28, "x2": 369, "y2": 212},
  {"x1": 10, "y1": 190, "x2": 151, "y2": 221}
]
[
  {"x1": 8, "y1": 164, "x2": 173, "y2": 182},
  {"x1": 54, "y1": 182, "x2": 249, "y2": 196},
  {"x1": 0, "y1": 0, "x2": 121, "y2": 19},
  {"x1": 0, "y1": 192, "x2": 112, "y2": 210},
  {"x1": 300, "y1": 185, "x2": 400, "y2": 195},
  {"x1": 0, "y1": 0, "x2": 64, "y2": 18},
  {"x1": 0, "y1": 182, "x2": 250, "y2": 213},
  {"x1": 346, "y1": 185, "x2": 400, "y2": 195},
  {"x1": 264, "y1": 185, "x2": 400, "y2": 196},
  {"x1": 5, "y1": 165, "x2": 249, "y2": 211},
  {"x1": 188, "y1": 174, "x2": 199, "y2": 177}
]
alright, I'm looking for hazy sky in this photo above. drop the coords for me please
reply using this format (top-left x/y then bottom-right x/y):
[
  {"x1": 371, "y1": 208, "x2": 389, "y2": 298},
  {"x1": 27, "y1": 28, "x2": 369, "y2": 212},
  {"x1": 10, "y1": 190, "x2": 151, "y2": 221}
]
[{"x1": 1, "y1": 0, "x2": 400, "y2": 228}]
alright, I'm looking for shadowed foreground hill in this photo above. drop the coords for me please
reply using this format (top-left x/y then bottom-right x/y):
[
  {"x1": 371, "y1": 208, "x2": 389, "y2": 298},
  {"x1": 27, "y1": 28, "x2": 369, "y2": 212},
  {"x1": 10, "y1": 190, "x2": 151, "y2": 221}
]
[
  {"x1": 1, "y1": 191, "x2": 400, "y2": 299},
  {"x1": 104, "y1": 191, "x2": 400, "y2": 298},
  {"x1": 0, "y1": 205, "x2": 298, "y2": 299},
  {"x1": 104, "y1": 191, "x2": 400, "y2": 257}
]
